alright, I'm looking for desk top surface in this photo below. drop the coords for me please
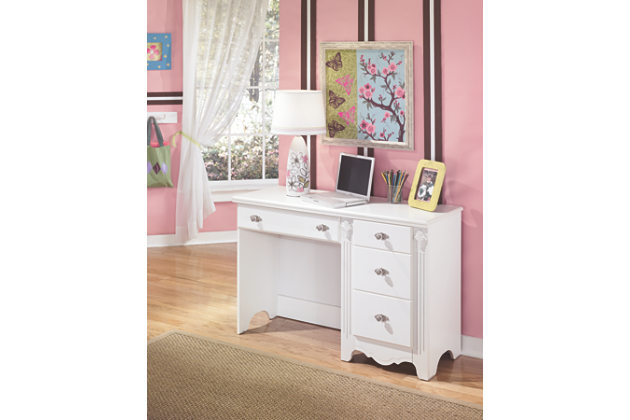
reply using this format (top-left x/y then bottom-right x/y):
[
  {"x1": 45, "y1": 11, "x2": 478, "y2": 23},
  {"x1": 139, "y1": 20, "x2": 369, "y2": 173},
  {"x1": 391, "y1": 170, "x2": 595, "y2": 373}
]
[{"x1": 233, "y1": 187, "x2": 462, "y2": 227}]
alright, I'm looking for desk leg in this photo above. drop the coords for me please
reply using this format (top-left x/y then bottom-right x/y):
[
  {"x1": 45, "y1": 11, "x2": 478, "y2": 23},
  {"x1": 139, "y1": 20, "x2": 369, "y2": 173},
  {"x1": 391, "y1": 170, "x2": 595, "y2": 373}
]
[
  {"x1": 340, "y1": 220, "x2": 353, "y2": 361},
  {"x1": 237, "y1": 229, "x2": 278, "y2": 334}
]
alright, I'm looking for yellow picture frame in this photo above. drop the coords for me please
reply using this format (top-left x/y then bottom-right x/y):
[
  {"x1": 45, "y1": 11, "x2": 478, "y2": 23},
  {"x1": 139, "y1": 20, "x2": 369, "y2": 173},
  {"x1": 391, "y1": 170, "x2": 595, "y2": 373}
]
[{"x1": 408, "y1": 160, "x2": 446, "y2": 211}]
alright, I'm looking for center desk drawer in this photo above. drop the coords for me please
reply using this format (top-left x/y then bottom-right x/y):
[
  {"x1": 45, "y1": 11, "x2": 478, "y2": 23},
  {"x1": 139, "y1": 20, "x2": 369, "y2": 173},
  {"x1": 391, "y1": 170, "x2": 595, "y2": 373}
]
[
  {"x1": 351, "y1": 290, "x2": 411, "y2": 348},
  {"x1": 238, "y1": 205, "x2": 339, "y2": 242},
  {"x1": 353, "y1": 220, "x2": 411, "y2": 254},
  {"x1": 352, "y1": 246, "x2": 411, "y2": 299}
]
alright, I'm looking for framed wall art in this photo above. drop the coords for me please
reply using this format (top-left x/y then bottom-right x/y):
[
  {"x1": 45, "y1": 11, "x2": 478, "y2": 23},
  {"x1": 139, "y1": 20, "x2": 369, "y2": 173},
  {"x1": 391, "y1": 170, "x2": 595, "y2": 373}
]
[
  {"x1": 147, "y1": 33, "x2": 171, "y2": 71},
  {"x1": 408, "y1": 159, "x2": 445, "y2": 211},
  {"x1": 320, "y1": 41, "x2": 414, "y2": 151}
]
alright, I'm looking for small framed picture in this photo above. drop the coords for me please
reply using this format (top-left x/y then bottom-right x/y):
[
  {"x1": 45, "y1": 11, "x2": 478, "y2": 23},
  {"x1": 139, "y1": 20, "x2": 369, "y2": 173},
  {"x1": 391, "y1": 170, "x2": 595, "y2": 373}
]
[
  {"x1": 408, "y1": 160, "x2": 446, "y2": 211},
  {"x1": 147, "y1": 33, "x2": 171, "y2": 71}
]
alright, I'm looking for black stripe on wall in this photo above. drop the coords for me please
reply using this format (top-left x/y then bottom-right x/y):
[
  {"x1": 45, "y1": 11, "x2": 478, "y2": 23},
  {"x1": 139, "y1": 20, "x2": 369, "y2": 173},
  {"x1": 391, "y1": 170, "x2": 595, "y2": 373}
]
[
  {"x1": 423, "y1": 0, "x2": 432, "y2": 161},
  {"x1": 310, "y1": 1, "x2": 317, "y2": 92},
  {"x1": 367, "y1": 0, "x2": 374, "y2": 41},
  {"x1": 357, "y1": 0, "x2": 375, "y2": 159},
  {"x1": 147, "y1": 91, "x2": 183, "y2": 105},
  {"x1": 358, "y1": 0, "x2": 365, "y2": 40},
  {"x1": 147, "y1": 91, "x2": 183, "y2": 97},
  {"x1": 301, "y1": 0, "x2": 317, "y2": 189},
  {"x1": 422, "y1": 0, "x2": 443, "y2": 162},
  {"x1": 147, "y1": 100, "x2": 182, "y2": 105},
  {"x1": 301, "y1": 1, "x2": 308, "y2": 90},
  {"x1": 434, "y1": 0, "x2": 443, "y2": 163}
]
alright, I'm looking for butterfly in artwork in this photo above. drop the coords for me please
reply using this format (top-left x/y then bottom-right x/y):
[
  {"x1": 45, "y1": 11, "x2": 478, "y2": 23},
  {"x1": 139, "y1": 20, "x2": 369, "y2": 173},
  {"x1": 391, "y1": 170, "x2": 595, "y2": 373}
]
[
  {"x1": 335, "y1": 74, "x2": 354, "y2": 95},
  {"x1": 337, "y1": 106, "x2": 356, "y2": 125},
  {"x1": 326, "y1": 52, "x2": 342, "y2": 71},
  {"x1": 327, "y1": 120, "x2": 346, "y2": 138},
  {"x1": 328, "y1": 90, "x2": 346, "y2": 109}
]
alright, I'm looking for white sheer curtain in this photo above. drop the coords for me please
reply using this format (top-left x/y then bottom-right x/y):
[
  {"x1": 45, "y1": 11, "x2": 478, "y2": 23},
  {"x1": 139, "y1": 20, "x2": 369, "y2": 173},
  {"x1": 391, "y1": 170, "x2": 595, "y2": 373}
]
[{"x1": 177, "y1": 0, "x2": 268, "y2": 242}]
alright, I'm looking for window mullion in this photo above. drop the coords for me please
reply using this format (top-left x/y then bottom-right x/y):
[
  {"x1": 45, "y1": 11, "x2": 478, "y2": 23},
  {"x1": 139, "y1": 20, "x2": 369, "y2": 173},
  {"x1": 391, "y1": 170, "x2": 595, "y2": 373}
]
[
  {"x1": 228, "y1": 128, "x2": 232, "y2": 181},
  {"x1": 261, "y1": 35, "x2": 266, "y2": 180},
  {"x1": 262, "y1": 92, "x2": 266, "y2": 180}
]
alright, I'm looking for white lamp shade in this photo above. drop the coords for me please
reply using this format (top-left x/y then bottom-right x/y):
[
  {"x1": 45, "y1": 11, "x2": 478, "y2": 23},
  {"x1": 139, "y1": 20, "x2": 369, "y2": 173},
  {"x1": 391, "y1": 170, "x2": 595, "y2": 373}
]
[{"x1": 271, "y1": 90, "x2": 326, "y2": 135}]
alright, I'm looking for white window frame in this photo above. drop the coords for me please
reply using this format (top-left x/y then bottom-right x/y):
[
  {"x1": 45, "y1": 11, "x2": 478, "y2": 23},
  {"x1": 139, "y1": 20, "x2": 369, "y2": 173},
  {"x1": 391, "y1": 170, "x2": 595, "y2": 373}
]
[{"x1": 206, "y1": 1, "x2": 279, "y2": 200}]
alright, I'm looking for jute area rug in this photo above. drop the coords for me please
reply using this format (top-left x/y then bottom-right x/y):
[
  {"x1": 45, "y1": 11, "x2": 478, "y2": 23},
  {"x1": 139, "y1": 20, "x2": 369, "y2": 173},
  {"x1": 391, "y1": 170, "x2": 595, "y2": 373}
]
[{"x1": 148, "y1": 331, "x2": 482, "y2": 420}]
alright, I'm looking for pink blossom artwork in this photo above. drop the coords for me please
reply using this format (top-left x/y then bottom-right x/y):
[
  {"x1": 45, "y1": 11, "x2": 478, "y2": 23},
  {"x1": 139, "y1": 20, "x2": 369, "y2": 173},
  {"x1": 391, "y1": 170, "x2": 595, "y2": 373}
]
[
  {"x1": 356, "y1": 49, "x2": 407, "y2": 143},
  {"x1": 322, "y1": 42, "x2": 413, "y2": 150}
]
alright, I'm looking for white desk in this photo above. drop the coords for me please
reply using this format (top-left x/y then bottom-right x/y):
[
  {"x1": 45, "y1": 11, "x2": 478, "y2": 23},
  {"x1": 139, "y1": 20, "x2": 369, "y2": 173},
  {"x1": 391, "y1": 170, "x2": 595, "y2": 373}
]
[{"x1": 233, "y1": 187, "x2": 462, "y2": 381}]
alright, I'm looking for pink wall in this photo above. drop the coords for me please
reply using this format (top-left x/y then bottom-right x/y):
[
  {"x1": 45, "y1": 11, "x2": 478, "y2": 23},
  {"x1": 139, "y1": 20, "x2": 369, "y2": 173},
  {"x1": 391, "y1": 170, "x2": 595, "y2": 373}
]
[
  {"x1": 147, "y1": 0, "x2": 183, "y2": 93},
  {"x1": 277, "y1": 0, "x2": 302, "y2": 186},
  {"x1": 147, "y1": 0, "x2": 236, "y2": 235},
  {"x1": 279, "y1": 0, "x2": 483, "y2": 338},
  {"x1": 441, "y1": 0, "x2": 483, "y2": 338},
  {"x1": 147, "y1": 0, "x2": 482, "y2": 337}
]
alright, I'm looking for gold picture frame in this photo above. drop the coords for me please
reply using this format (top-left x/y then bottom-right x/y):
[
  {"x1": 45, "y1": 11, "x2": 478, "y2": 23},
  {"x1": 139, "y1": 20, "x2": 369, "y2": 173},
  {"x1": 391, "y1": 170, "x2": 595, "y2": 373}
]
[{"x1": 408, "y1": 160, "x2": 446, "y2": 211}]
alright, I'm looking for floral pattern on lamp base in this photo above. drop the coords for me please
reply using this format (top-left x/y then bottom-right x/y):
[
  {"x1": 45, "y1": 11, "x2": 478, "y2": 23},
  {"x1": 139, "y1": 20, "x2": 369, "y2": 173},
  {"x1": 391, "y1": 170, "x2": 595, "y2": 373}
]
[{"x1": 286, "y1": 136, "x2": 310, "y2": 196}]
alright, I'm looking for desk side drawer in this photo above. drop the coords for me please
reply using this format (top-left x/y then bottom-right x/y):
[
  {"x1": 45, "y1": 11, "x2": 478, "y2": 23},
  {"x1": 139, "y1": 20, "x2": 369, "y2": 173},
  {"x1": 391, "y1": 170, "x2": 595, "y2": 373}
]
[
  {"x1": 353, "y1": 220, "x2": 411, "y2": 254},
  {"x1": 238, "y1": 205, "x2": 339, "y2": 242},
  {"x1": 351, "y1": 290, "x2": 411, "y2": 348},
  {"x1": 352, "y1": 246, "x2": 411, "y2": 299}
]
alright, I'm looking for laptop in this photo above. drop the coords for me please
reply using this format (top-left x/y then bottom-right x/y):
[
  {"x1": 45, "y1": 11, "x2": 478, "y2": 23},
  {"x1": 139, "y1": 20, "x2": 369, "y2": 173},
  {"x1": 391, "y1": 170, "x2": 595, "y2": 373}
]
[{"x1": 301, "y1": 153, "x2": 375, "y2": 208}]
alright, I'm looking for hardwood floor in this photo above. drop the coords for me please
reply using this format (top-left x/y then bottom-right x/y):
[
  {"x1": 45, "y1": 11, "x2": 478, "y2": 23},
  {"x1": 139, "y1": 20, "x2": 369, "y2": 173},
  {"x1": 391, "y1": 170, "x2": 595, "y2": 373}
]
[{"x1": 148, "y1": 243, "x2": 483, "y2": 406}]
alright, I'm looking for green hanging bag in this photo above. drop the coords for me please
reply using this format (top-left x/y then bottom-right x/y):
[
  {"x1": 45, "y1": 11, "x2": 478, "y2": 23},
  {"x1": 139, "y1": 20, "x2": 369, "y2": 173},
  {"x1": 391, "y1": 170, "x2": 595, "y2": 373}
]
[{"x1": 147, "y1": 116, "x2": 174, "y2": 188}]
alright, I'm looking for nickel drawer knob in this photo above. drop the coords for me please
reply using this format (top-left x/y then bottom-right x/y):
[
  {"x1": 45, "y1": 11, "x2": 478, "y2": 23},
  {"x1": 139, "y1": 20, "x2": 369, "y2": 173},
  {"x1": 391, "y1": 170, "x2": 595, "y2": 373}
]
[
  {"x1": 374, "y1": 314, "x2": 389, "y2": 323},
  {"x1": 374, "y1": 268, "x2": 389, "y2": 276},
  {"x1": 250, "y1": 215, "x2": 262, "y2": 222},
  {"x1": 315, "y1": 224, "x2": 329, "y2": 232},
  {"x1": 374, "y1": 232, "x2": 389, "y2": 240}
]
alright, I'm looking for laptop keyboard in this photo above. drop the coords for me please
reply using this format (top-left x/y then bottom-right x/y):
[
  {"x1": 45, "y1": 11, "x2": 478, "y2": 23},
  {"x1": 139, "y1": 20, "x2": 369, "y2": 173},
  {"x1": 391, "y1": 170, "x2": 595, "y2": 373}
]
[{"x1": 314, "y1": 191, "x2": 351, "y2": 199}]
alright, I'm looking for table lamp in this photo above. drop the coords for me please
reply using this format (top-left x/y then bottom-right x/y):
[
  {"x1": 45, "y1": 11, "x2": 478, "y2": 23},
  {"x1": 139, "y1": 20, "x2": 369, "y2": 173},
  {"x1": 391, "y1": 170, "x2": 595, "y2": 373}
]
[{"x1": 271, "y1": 90, "x2": 325, "y2": 196}]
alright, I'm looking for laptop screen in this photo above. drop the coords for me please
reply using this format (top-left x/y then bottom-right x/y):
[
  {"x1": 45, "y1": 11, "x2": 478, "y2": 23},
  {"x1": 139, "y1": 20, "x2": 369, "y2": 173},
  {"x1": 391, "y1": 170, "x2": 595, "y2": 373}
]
[{"x1": 336, "y1": 154, "x2": 374, "y2": 197}]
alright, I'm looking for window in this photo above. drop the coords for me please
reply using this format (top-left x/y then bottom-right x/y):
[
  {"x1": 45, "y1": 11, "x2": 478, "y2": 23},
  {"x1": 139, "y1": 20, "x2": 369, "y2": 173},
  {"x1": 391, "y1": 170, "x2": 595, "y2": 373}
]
[{"x1": 203, "y1": 0, "x2": 280, "y2": 186}]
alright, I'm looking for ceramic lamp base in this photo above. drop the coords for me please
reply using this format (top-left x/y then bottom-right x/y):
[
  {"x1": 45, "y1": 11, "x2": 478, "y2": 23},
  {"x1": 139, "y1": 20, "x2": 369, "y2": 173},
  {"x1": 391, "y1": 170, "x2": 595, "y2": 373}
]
[{"x1": 286, "y1": 136, "x2": 310, "y2": 197}]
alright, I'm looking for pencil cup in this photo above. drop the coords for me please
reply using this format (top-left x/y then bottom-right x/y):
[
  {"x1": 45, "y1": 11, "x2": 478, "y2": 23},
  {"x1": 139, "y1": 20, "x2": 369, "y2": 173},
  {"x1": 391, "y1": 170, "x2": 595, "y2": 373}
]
[{"x1": 387, "y1": 184, "x2": 402, "y2": 203}]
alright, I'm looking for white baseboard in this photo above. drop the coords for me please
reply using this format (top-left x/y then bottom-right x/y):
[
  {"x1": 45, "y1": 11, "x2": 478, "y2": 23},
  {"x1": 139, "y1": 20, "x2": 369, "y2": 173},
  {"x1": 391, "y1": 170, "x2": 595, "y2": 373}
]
[
  {"x1": 461, "y1": 335, "x2": 483, "y2": 359},
  {"x1": 147, "y1": 230, "x2": 237, "y2": 247}
]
